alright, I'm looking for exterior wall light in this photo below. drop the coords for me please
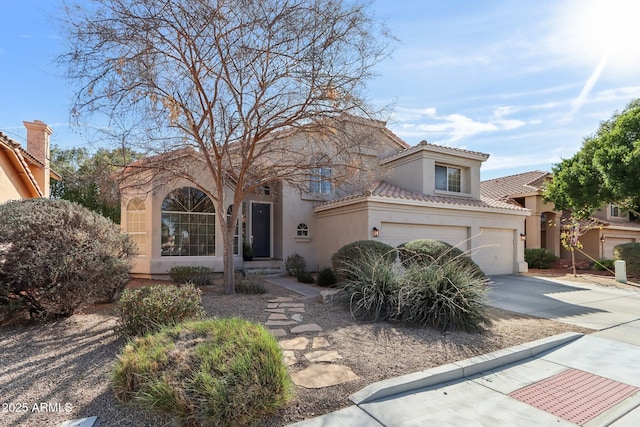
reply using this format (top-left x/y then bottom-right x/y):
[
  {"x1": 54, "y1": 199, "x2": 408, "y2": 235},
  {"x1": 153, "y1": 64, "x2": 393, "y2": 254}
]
[
  {"x1": 520, "y1": 233, "x2": 526, "y2": 241},
  {"x1": 372, "y1": 227, "x2": 380, "y2": 238},
  {"x1": 600, "y1": 235, "x2": 606, "y2": 243}
]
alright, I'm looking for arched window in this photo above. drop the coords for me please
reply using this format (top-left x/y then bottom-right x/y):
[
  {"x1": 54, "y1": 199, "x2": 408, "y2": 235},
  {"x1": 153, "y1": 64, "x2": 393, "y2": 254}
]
[
  {"x1": 126, "y1": 199, "x2": 146, "y2": 255},
  {"x1": 161, "y1": 187, "x2": 215, "y2": 256},
  {"x1": 296, "y1": 223, "x2": 309, "y2": 237},
  {"x1": 309, "y1": 155, "x2": 332, "y2": 194},
  {"x1": 227, "y1": 205, "x2": 240, "y2": 255}
]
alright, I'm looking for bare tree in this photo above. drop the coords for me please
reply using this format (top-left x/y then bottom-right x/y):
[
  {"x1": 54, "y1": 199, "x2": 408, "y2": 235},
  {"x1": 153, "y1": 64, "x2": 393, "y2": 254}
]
[{"x1": 58, "y1": 0, "x2": 394, "y2": 293}]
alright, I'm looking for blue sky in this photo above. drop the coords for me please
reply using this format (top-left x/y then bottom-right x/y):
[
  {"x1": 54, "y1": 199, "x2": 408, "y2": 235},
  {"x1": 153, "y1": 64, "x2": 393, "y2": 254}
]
[{"x1": 1, "y1": 0, "x2": 639, "y2": 180}]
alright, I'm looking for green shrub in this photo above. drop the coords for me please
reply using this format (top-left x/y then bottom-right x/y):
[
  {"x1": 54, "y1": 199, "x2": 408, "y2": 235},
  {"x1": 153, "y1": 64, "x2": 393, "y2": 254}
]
[
  {"x1": 592, "y1": 259, "x2": 615, "y2": 271},
  {"x1": 112, "y1": 318, "x2": 293, "y2": 426},
  {"x1": 524, "y1": 248, "x2": 558, "y2": 269},
  {"x1": 397, "y1": 261, "x2": 490, "y2": 332},
  {"x1": 316, "y1": 267, "x2": 338, "y2": 287},
  {"x1": 168, "y1": 265, "x2": 214, "y2": 286},
  {"x1": 0, "y1": 198, "x2": 136, "y2": 321},
  {"x1": 339, "y1": 246, "x2": 490, "y2": 331},
  {"x1": 114, "y1": 283, "x2": 205, "y2": 338},
  {"x1": 331, "y1": 240, "x2": 397, "y2": 281},
  {"x1": 337, "y1": 247, "x2": 400, "y2": 322},
  {"x1": 614, "y1": 243, "x2": 640, "y2": 277},
  {"x1": 296, "y1": 270, "x2": 315, "y2": 284},
  {"x1": 235, "y1": 271, "x2": 267, "y2": 294},
  {"x1": 285, "y1": 253, "x2": 306, "y2": 276},
  {"x1": 398, "y1": 239, "x2": 486, "y2": 279}
]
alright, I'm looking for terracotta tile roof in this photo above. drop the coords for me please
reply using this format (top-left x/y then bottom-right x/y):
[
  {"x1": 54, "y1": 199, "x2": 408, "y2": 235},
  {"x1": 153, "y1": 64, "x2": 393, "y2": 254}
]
[
  {"x1": 480, "y1": 170, "x2": 551, "y2": 201},
  {"x1": 380, "y1": 140, "x2": 490, "y2": 163},
  {"x1": 315, "y1": 180, "x2": 529, "y2": 212}
]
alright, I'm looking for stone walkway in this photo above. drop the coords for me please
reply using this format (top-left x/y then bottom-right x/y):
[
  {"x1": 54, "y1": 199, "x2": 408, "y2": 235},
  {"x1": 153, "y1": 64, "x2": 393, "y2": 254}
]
[{"x1": 264, "y1": 295, "x2": 358, "y2": 389}]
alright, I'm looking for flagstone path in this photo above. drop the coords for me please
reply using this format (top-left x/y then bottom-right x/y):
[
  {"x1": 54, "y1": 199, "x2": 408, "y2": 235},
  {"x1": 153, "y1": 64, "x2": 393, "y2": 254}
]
[{"x1": 265, "y1": 295, "x2": 358, "y2": 389}]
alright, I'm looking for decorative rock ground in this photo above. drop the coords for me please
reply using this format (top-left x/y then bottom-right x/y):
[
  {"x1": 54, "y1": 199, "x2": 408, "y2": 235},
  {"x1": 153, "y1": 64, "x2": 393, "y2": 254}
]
[{"x1": 266, "y1": 296, "x2": 358, "y2": 388}]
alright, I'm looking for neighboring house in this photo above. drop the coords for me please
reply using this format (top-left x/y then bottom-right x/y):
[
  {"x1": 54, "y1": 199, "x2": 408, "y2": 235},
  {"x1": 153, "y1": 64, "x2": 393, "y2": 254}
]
[
  {"x1": 481, "y1": 170, "x2": 640, "y2": 262},
  {"x1": 0, "y1": 120, "x2": 59, "y2": 203},
  {"x1": 120, "y1": 117, "x2": 530, "y2": 279}
]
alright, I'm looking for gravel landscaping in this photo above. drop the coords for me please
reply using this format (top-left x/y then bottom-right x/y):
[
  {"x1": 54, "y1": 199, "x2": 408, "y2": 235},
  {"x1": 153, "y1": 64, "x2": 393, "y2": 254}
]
[{"x1": 0, "y1": 276, "x2": 597, "y2": 427}]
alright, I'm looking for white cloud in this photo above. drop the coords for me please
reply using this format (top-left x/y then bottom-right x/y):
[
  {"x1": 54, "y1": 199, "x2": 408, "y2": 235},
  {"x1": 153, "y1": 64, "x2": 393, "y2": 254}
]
[{"x1": 391, "y1": 106, "x2": 526, "y2": 145}]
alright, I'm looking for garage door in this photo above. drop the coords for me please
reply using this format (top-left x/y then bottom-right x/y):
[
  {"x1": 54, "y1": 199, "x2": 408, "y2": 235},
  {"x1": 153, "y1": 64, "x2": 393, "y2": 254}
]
[
  {"x1": 604, "y1": 237, "x2": 635, "y2": 259},
  {"x1": 381, "y1": 222, "x2": 468, "y2": 250},
  {"x1": 473, "y1": 228, "x2": 515, "y2": 275}
]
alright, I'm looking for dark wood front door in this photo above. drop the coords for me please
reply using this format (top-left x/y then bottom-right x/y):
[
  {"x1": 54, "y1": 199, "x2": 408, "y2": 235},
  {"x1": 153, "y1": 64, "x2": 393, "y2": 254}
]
[{"x1": 251, "y1": 203, "x2": 271, "y2": 257}]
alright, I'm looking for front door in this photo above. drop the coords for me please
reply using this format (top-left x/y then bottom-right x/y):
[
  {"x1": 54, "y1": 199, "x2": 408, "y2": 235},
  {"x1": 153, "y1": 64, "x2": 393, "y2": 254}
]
[{"x1": 251, "y1": 203, "x2": 271, "y2": 257}]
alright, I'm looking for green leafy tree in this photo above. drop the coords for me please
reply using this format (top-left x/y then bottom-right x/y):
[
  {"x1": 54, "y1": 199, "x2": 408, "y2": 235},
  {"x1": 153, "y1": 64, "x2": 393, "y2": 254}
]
[
  {"x1": 58, "y1": 0, "x2": 394, "y2": 294},
  {"x1": 51, "y1": 145, "x2": 141, "y2": 223},
  {"x1": 544, "y1": 99, "x2": 640, "y2": 218}
]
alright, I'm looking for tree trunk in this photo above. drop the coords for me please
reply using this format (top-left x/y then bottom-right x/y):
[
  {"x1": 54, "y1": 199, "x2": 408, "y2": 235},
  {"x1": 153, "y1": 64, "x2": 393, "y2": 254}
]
[
  {"x1": 571, "y1": 249, "x2": 577, "y2": 277},
  {"x1": 222, "y1": 227, "x2": 236, "y2": 295}
]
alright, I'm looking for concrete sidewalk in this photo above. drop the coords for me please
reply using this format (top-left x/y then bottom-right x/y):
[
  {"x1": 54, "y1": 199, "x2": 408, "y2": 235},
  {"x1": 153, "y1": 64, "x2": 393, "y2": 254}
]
[{"x1": 287, "y1": 275, "x2": 640, "y2": 426}]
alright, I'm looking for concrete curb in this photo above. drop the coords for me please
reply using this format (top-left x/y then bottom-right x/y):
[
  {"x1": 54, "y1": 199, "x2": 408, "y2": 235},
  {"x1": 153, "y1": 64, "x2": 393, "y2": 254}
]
[{"x1": 350, "y1": 332, "x2": 584, "y2": 404}]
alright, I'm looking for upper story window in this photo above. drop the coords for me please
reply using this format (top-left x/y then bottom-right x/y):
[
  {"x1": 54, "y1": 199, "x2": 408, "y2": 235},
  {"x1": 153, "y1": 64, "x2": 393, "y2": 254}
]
[
  {"x1": 126, "y1": 199, "x2": 146, "y2": 255},
  {"x1": 309, "y1": 155, "x2": 332, "y2": 194},
  {"x1": 435, "y1": 165, "x2": 461, "y2": 193},
  {"x1": 161, "y1": 187, "x2": 215, "y2": 256},
  {"x1": 296, "y1": 223, "x2": 309, "y2": 237},
  {"x1": 610, "y1": 204, "x2": 626, "y2": 219}
]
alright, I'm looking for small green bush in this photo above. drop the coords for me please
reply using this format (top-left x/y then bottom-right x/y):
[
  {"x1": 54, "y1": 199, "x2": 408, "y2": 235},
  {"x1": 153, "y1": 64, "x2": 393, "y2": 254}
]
[
  {"x1": 397, "y1": 261, "x2": 490, "y2": 332},
  {"x1": 338, "y1": 247, "x2": 400, "y2": 322},
  {"x1": 592, "y1": 259, "x2": 615, "y2": 271},
  {"x1": 168, "y1": 265, "x2": 214, "y2": 286},
  {"x1": 0, "y1": 198, "x2": 135, "y2": 321},
  {"x1": 112, "y1": 318, "x2": 293, "y2": 427},
  {"x1": 235, "y1": 271, "x2": 267, "y2": 294},
  {"x1": 614, "y1": 242, "x2": 640, "y2": 277},
  {"x1": 339, "y1": 246, "x2": 490, "y2": 331},
  {"x1": 285, "y1": 253, "x2": 306, "y2": 276},
  {"x1": 331, "y1": 240, "x2": 397, "y2": 281},
  {"x1": 296, "y1": 270, "x2": 316, "y2": 284},
  {"x1": 524, "y1": 248, "x2": 558, "y2": 269},
  {"x1": 316, "y1": 267, "x2": 338, "y2": 287},
  {"x1": 114, "y1": 283, "x2": 206, "y2": 338},
  {"x1": 398, "y1": 239, "x2": 486, "y2": 279}
]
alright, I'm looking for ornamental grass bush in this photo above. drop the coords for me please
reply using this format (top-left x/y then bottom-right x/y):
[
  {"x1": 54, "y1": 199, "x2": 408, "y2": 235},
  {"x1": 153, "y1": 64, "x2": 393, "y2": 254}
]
[
  {"x1": 524, "y1": 248, "x2": 557, "y2": 269},
  {"x1": 114, "y1": 283, "x2": 206, "y2": 338},
  {"x1": 0, "y1": 198, "x2": 135, "y2": 321},
  {"x1": 614, "y1": 242, "x2": 640, "y2": 277},
  {"x1": 235, "y1": 271, "x2": 268, "y2": 294},
  {"x1": 112, "y1": 318, "x2": 293, "y2": 427},
  {"x1": 338, "y1": 242, "x2": 490, "y2": 332},
  {"x1": 398, "y1": 239, "x2": 486, "y2": 279},
  {"x1": 331, "y1": 240, "x2": 397, "y2": 282},
  {"x1": 168, "y1": 265, "x2": 214, "y2": 286}
]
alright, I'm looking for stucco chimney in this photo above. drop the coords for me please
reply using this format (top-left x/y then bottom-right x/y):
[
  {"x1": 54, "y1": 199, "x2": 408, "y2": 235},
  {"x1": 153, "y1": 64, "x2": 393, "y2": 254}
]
[{"x1": 23, "y1": 120, "x2": 53, "y2": 197}]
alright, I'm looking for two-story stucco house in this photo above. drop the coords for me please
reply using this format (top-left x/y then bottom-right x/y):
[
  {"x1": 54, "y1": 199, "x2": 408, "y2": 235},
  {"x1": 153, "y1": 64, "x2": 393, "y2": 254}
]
[
  {"x1": 121, "y1": 117, "x2": 530, "y2": 279},
  {"x1": 481, "y1": 170, "x2": 640, "y2": 263},
  {"x1": 0, "y1": 120, "x2": 59, "y2": 203}
]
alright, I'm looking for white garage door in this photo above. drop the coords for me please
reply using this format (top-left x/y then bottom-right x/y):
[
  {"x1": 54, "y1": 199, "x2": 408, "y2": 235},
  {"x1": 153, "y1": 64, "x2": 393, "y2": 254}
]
[
  {"x1": 473, "y1": 228, "x2": 515, "y2": 275},
  {"x1": 381, "y1": 222, "x2": 469, "y2": 250},
  {"x1": 604, "y1": 238, "x2": 635, "y2": 259}
]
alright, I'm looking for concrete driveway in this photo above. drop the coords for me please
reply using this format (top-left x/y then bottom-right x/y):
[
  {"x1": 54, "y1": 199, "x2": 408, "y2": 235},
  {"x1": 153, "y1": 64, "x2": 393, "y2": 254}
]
[{"x1": 486, "y1": 274, "x2": 640, "y2": 345}]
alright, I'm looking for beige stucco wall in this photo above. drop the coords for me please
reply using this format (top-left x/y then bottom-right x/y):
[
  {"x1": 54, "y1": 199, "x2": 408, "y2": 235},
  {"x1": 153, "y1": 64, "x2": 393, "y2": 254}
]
[
  {"x1": 122, "y1": 173, "x2": 243, "y2": 279},
  {"x1": 0, "y1": 151, "x2": 34, "y2": 202},
  {"x1": 315, "y1": 198, "x2": 528, "y2": 274}
]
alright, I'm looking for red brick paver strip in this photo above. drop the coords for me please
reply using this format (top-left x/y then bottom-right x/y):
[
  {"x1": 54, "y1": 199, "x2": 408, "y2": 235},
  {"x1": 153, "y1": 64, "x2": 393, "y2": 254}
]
[{"x1": 509, "y1": 368, "x2": 640, "y2": 425}]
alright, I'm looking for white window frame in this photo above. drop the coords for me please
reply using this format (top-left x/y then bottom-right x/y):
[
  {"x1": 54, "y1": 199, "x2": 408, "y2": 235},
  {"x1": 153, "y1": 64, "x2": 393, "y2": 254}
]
[{"x1": 435, "y1": 165, "x2": 461, "y2": 193}]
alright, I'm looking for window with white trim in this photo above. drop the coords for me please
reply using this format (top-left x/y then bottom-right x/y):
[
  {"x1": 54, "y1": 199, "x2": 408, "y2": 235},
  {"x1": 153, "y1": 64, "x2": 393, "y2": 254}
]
[
  {"x1": 161, "y1": 187, "x2": 215, "y2": 256},
  {"x1": 435, "y1": 165, "x2": 461, "y2": 192},
  {"x1": 309, "y1": 155, "x2": 332, "y2": 194},
  {"x1": 126, "y1": 199, "x2": 146, "y2": 255},
  {"x1": 610, "y1": 204, "x2": 626, "y2": 219},
  {"x1": 296, "y1": 223, "x2": 309, "y2": 237}
]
